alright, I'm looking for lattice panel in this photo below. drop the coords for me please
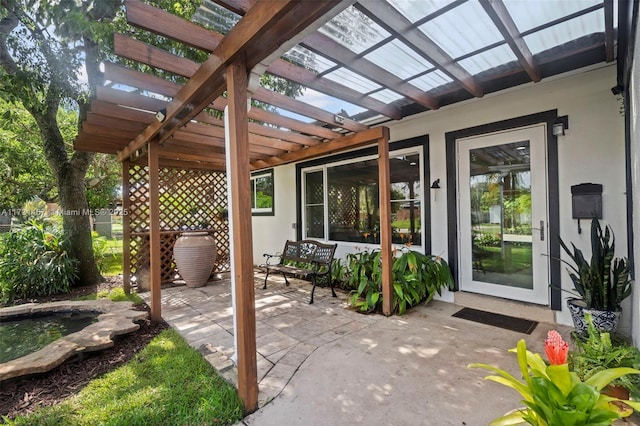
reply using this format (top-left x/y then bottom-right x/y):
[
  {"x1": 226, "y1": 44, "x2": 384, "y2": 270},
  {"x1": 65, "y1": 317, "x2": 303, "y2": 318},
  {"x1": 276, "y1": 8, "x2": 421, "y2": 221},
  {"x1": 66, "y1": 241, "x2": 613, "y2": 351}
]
[
  {"x1": 328, "y1": 185, "x2": 358, "y2": 228},
  {"x1": 127, "y1": 165, "x2": 230, "y2": 284}
]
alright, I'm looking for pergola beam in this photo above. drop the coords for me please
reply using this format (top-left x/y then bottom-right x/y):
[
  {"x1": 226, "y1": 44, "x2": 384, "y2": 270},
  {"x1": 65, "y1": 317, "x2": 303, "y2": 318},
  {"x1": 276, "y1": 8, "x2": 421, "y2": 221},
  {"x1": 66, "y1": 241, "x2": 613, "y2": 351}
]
[
  {"x1": 604, "y1": 0, "x2": 615, "y2": 62},
  {"x1": 118, "y1": 0, "x2": 345, "y2": 161},
  {"x1": 250, "y1": 126, "x2": 387, "y2": 169},
  {"x1": 480, "y1": 0, "x2": 541, "y2": 82},
  {"x1": 356, "y1": 1, "x2": 484, "y2": 98},
  {"x1": 105, "y1": 63, "x2": 342, "y2": 141},
  {"x1": 302, "y1": 32, "x2": 439, "y2": 110}
]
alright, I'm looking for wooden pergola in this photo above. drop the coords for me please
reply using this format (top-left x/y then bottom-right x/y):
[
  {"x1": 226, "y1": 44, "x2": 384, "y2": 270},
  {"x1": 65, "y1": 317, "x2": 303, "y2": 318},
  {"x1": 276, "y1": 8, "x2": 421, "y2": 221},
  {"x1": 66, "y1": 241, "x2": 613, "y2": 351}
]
[{"x1": 75, "y1": 0, "x2": 619, "y2": 412}]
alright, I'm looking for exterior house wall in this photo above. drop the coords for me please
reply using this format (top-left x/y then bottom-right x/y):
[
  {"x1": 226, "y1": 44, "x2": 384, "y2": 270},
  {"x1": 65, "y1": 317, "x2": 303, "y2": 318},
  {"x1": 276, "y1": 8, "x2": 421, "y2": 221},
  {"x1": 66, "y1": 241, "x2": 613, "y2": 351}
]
[
  {"x1": 631, "y1": 28, "x2": 640, "y2": 346},
  {"x1": 252, "y1": 64, "x2": 628, "y2": 328}
]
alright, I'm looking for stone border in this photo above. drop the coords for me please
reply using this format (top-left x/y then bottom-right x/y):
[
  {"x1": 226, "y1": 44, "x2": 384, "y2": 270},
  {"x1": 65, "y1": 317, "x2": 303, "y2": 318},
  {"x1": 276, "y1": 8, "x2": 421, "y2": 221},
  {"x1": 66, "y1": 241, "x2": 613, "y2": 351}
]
[{"x1": 0, "y1": 299, "x2": 149, "y2": 382}]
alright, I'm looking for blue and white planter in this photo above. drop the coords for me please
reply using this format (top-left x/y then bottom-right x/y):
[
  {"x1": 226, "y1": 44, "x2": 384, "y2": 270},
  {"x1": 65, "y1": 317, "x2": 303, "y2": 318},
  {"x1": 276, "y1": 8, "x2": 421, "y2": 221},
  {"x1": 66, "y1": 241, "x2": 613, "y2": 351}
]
[{"x1": 567, "y1": 298, "x2": 621, "y2": 335}]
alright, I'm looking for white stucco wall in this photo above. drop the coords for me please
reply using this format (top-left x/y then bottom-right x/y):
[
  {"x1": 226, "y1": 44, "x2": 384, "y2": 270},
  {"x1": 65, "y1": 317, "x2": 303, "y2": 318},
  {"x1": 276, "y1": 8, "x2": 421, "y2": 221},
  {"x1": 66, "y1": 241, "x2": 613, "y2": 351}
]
[
  {"x1": 251, "y1": 163, "x2": 298, "y2": 263},
  {"x1": 252, "y1": 64, "x2": 628, "y2": 327}
]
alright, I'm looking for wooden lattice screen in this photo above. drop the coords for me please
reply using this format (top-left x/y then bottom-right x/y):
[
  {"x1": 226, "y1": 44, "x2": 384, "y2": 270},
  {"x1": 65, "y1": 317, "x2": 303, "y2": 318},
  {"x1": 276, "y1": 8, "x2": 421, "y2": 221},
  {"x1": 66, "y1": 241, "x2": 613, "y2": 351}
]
[{"x1": 126, "y1": 164, "x2": 230, "y2": 285}]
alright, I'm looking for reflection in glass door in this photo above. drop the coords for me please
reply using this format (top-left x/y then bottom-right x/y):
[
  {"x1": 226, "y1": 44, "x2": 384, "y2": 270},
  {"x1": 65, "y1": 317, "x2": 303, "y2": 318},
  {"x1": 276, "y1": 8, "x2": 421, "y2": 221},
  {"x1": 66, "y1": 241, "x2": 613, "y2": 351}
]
[{"x1": 458, "y1": 126, "x2": 549, "y2": 305}]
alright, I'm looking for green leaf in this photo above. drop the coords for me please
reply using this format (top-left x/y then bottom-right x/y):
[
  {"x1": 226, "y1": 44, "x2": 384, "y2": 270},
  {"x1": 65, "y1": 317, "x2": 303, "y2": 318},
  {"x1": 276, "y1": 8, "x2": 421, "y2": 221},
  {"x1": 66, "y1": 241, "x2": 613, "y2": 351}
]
[
  {"x1": 585, "y1": 367, "x2": 640, "y2": 391},
  {"x1": 488, "y1": 409, "x2": 527, "y2": 426},
  {"x1": 546, "y1": 364, "x2": 573, "y2": 396}
]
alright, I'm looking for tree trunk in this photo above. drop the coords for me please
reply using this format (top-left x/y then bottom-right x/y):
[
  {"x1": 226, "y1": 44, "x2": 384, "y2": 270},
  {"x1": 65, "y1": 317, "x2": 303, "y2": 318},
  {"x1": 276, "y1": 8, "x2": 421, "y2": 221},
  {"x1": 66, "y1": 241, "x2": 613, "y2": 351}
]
[
  {"x1": 36, "y1": 111, "x2": 102, "y2": 287},
  {"x1": 57, "y1": 164, "x2": 103, "y2": 286}
]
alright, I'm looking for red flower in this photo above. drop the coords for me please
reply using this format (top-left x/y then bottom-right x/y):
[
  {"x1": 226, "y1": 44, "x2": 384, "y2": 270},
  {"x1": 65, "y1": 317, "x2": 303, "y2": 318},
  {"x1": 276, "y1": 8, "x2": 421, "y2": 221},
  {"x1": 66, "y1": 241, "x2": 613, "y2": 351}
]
[{"x1": 544, "y1": 330, "x2": 569, "y2": 365}]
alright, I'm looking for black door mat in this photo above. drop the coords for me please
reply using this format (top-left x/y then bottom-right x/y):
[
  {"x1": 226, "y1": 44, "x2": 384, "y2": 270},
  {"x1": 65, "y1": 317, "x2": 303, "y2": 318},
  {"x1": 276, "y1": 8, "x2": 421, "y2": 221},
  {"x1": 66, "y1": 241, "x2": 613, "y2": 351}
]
[{"x1": 452, "y1": 307, "x2": 538, "y2": 334}]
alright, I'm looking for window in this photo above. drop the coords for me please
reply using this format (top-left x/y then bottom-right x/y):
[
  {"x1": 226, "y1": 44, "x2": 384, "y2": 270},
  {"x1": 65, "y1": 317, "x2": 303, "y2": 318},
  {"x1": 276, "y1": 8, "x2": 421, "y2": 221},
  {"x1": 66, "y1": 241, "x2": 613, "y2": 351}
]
[
  {"x1": 251, "y1": 169, "x2": 274, "y2": 215},
  {"x1": 302, "y1": 148, "x2": 423, "y2": 246}
]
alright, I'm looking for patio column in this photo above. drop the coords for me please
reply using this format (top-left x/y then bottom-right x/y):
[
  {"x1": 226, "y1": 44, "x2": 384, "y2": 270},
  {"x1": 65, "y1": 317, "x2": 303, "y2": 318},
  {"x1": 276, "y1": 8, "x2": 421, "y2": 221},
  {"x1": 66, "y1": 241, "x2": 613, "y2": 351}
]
[
  {"x1": 122, "y1": 159, "x2": 131, "y2": 294},
  {"x1": 227, "y1": 56, "x2": 258, "y2": 412},
  {"x1": 378, "y1": 128, "x2": 393, "y2": 316},
  {"x1": 148, "y1": 140, "x2": 162, "y2": 322}
]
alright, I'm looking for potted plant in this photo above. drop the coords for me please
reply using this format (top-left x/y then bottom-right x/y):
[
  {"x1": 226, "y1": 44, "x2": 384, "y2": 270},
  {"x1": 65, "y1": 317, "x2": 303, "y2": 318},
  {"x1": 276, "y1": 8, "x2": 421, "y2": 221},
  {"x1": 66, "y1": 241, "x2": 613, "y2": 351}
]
[
  {"x1": 469, "y1": 331, "x2": 640, "y2": 425},
  {"x1": 570, "y1": 314, "x2": 640, "y2": 401},
  {"x1": 559, "y1": 218, "x2": 632, "y2": 334}
]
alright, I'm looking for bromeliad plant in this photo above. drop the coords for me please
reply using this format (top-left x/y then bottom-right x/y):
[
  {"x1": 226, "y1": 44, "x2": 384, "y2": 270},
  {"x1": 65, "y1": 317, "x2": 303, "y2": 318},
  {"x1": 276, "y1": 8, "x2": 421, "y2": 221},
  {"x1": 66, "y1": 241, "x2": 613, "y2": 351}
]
[{"x1": 469, "y1": 331, "x2": 640, "y2": 425}]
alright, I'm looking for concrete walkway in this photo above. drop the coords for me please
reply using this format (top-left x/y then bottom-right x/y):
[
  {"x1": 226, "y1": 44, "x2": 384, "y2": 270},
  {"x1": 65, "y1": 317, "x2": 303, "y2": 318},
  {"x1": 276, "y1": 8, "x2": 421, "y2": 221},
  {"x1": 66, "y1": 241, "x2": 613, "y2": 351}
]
[{"x1": 145, "y1": 275, "x2": 576, "y2": 425}]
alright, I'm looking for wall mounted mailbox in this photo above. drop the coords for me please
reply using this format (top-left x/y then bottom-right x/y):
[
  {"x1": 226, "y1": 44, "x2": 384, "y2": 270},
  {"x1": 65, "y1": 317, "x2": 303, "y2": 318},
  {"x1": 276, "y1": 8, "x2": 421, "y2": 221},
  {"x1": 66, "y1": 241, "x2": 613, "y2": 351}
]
[{"x1": 571, "y1": 183, "x2": 603, "y2": 219}]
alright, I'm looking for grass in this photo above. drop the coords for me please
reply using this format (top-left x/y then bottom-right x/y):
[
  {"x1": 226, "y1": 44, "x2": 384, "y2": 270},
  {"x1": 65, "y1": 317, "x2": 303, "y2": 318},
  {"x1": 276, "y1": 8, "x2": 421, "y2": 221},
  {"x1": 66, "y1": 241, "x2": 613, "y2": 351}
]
[
  {"x1": 92, "y1": 234, "x2": 123, "y2": 277},
  {"x1": 5, "y1": 329, "x2": 244, "y2": 426},
  {"x1": 72, "y1": 287, "x2": 144, "y2": 305}
]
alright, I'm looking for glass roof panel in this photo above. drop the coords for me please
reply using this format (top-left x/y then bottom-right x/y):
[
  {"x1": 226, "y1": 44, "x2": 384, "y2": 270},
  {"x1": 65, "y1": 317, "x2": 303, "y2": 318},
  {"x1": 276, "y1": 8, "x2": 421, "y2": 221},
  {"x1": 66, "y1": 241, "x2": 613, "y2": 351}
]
[
  {"x1": 323, "y1": 67, "x2": 382, "y2": 93},
  {"x1": 418, "y1": 0, "x2": 504, "y2": 58},
  {"x1": 273, "y1": 108, "x2": 315, "y2": 124},
  {"x1": 365, "y1": 39, "x2": 432, "y2": 80},
  {"x1": 193, "y1": 0, "x2": 240, "y2": 35},
  {"x1": 523, "y1": 10, "x2": 603, "y2": 55},
  {"x1": 504, "y1": 0, "x2": 602, "y2": 33},
  {"x1": 318, "y1": 5, "x2": 390, "y2": 54},
  {"x1": 296, "y1": 88, "x2": 367, "y2": 117},
  {"x1": 458, "y1": 44, "x2": 518, "y2": 75},
  {"x1": 387, "y1": 0, "x2": 457, "y2": 23},
  {"x1": 369, "y1": 89, "x2": 405, "y2": 103},
  {"x1": 408, "y1": 70, "x2": 453, "y2": 92},
  {"x1": 283, "y1": 45, "x2": 336, "y2": 74}
]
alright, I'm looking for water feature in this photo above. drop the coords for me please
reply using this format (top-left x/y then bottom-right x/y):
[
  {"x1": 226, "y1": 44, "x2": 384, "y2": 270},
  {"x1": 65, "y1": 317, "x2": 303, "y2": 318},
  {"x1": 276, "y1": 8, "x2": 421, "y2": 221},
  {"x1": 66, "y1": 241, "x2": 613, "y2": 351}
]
[{"x1": 0, "y1": 311, "x2": 99, "y2": 363}]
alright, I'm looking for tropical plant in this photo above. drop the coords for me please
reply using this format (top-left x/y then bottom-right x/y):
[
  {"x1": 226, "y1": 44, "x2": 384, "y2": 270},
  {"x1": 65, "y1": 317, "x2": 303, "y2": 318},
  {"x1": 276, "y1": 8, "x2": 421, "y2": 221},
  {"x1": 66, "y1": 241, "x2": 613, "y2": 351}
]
[
  {"x1": 0, "y1": 220, "x2": 78, "y2": 303},
  {"x1": 570, "y1": 314, "x2": 640, "y2": 399},
  {"x1": 346, "y1": 249, "x2": 382, "y2": 312},
  {"x1": 559, "y1": 218, "x2": 631, "y2": 311},
  {"x1": 392, "y1": 249, "x2": 453, "y2": 315},
  {"x1": 347, "y1": 248, "x2": 453, "y2": 314},
  {"x1": 469, "y1": 331, "x2": 640, "y2": 425}
]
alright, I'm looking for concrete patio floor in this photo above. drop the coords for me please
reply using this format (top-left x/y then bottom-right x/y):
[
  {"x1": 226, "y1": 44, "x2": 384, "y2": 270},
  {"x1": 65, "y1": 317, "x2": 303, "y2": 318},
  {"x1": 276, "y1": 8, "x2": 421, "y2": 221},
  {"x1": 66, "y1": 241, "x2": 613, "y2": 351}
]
[{"x1": 141, "y1": 275, "x2": 634, "y2": 425}]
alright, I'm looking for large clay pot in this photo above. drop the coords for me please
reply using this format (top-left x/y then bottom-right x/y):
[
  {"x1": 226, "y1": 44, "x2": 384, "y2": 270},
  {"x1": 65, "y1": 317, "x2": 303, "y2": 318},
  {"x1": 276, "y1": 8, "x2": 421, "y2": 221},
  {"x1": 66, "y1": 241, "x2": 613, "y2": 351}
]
[
  {"x1": 173, "y1": 231, "x2": 217, "y2": 288},
  {"x1": 567, "y1": 298, "x2": 621, "y2": 335}
]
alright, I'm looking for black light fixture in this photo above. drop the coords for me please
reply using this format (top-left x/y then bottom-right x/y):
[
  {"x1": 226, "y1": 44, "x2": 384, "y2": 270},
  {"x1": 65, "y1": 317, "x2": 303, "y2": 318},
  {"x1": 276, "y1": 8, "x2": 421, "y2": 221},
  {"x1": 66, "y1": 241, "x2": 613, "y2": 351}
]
[
  {"x1": 552, "y1": 115, "x2": 569, "y2": 136},
  {"x1": 430, "y1": 178, "x2": 440, "y2": 189}
]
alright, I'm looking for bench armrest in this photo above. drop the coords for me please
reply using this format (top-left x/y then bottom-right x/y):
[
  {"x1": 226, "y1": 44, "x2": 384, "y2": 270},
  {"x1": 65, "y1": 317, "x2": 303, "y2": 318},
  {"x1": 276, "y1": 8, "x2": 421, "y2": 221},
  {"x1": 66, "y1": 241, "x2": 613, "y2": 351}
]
[{"x1": 263, "y1": 252, "x2": 282, "y2": 265}]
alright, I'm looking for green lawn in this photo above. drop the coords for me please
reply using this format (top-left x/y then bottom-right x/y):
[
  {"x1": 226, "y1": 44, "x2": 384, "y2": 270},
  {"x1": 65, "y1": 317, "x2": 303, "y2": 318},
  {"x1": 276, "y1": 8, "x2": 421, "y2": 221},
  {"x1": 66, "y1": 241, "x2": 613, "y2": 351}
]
[
  {"x1": 6, "y1": 329, "x2": 244, "y2": 426},
  {"x1": 474, "y1": 244, "x2": 532, "y2": 273},
  {"x1": 96, "y1": 237, "x2": 123, "y2": 277}
]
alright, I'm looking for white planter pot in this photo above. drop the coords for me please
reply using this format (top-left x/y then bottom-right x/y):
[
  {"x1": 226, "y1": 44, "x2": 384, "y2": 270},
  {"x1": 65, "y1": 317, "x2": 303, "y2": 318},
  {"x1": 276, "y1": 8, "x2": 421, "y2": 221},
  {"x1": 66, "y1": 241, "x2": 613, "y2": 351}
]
[{"x1": 173, "y1": 231, "x2": 217, "y2": 288}]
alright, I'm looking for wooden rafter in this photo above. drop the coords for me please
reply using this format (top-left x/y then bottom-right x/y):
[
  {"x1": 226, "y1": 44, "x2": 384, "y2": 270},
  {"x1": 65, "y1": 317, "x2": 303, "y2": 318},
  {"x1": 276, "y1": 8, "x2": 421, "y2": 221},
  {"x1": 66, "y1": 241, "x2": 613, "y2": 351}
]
[
  {"x1": 103, "y1": 63, "x2": 323, "y2": 146},
  {"x1": 604, "y1": 0, "x2": 615, "y2": 62},
  {"x1": 123, "y1": 0, "x2": 386, "y2": 123},
  {"x1": 118, "y1": 0, "x2": 348, "y2": 161},
  {"x1": 480, "y1": 0, "x2": 541, "y2": 83},
  {"x1": 356, "y1": 1, "x2": 484, "y2": 98},
  {"x1": 301, "y1": 32, "x2": 439, "y2": 110}
]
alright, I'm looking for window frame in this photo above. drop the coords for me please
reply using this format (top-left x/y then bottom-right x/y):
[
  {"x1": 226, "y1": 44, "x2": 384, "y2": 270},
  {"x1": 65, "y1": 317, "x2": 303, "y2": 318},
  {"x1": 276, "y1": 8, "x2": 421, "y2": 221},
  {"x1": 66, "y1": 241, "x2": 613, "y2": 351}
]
[
  {"x1": 297, "y1": 135, "x2": 430, "y2": 251},
  {"x1": 250, "y1": 169, "x2": 274, "y2": 216}
]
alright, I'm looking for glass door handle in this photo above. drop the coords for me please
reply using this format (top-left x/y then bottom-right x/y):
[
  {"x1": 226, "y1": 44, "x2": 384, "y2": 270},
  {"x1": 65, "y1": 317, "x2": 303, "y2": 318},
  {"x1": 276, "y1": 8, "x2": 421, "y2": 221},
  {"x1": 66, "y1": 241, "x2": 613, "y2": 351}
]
[{"x1": 531, "y1": 220, "x2": 544, "y2": 241}]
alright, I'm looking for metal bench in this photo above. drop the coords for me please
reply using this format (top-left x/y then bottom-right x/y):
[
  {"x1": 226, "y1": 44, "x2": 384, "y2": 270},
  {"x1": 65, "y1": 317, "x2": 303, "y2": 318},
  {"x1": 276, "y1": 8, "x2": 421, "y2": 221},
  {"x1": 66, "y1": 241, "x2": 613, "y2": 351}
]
[{"x1": 262, "y1": 239, "x2": 337, "y2": 304}]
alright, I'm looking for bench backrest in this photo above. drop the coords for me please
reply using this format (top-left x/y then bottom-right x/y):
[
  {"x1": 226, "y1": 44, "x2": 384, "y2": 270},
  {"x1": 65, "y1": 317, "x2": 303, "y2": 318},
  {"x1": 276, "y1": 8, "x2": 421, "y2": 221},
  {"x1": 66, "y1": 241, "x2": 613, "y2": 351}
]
[{"x1": 281, "y1": 240, "x2": 336, "y2": 266}]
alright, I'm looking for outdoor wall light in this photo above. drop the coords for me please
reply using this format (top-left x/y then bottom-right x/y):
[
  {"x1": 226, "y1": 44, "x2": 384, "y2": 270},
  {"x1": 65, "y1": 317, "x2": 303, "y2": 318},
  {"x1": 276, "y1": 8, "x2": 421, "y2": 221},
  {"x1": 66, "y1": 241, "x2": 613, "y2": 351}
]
[
  {"x1": 552, "y1": 115, "x2": 569, "y2": 136},
  {"x1": 430, "y1": 179, "x2": 441, "y2": 189},
  {"x1": 334, "y1": 114, "x2": 345, "y2": 124},
  {"x1": 156, "y1": 108, "x2": 167, "y2": 123}
]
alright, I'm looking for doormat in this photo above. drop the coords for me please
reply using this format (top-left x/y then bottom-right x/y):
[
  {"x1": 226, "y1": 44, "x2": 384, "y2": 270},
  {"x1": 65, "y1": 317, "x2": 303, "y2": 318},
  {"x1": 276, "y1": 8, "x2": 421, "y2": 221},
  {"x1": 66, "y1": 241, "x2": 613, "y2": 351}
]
[{"x1": 452, "y1": 307, "x2": 538, "y2": 334}]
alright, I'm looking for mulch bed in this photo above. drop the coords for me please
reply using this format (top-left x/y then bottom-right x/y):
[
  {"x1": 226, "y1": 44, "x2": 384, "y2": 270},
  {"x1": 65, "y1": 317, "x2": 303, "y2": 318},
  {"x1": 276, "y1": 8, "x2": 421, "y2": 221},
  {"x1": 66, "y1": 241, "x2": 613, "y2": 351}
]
[{"x1": 0, "y1": 277, "x2": 168, "y2": 421}]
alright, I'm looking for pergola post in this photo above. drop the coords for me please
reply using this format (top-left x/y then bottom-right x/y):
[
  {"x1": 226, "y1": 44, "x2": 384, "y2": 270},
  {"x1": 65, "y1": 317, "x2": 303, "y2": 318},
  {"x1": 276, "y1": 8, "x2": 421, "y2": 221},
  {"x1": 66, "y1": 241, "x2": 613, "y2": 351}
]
[
  {"x1": 378, "y1": 128, "x2": 393, "y2": 316},
  {"x1": 122, "y1": 159, "x2": 131, "y2": 294},
  {"x1": 148, "y1": 140, "x2": 162, "y2": 322},
  {"x1": 227, "y1": 56, "x2": 258, "y2": 413}
]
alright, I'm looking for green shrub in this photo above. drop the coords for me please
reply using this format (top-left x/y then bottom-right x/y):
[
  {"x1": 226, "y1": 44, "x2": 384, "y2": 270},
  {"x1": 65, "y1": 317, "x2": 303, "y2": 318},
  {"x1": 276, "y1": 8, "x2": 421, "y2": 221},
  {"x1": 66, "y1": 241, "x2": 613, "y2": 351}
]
[
  {"x1": 92, "y1": 232, "x2": 113, "y2": 274},
  {"x1": 0, "y1": 220, "x2": 78, "y2": 303},
  {"x1": 346, "y1": 248, "x2": 454, "y2": 314},
  {"x1": 570, "y1": 314, "x2": 640, "y2": 399}
]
